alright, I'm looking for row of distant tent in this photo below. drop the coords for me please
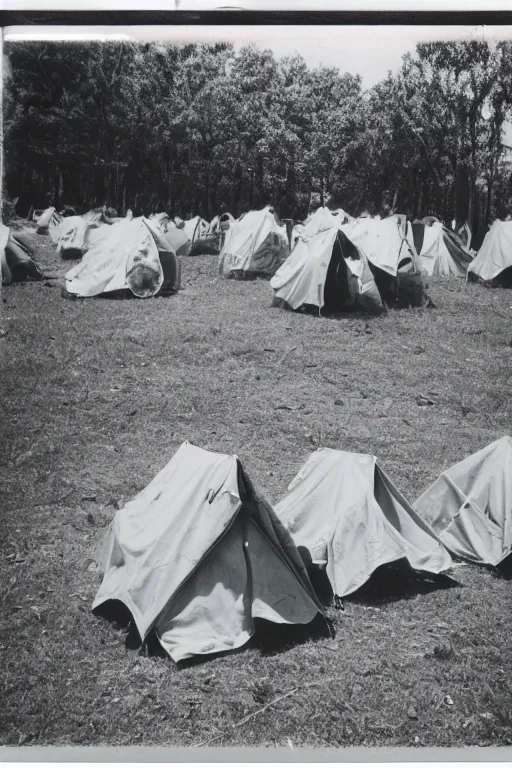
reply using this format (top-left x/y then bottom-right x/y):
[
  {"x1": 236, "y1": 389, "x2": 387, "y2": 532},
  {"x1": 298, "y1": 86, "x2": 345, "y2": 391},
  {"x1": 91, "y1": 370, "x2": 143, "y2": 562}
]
[
  {"x1": 3, "y1": 204, "x2": 512, "y2": 302},
  {"x1": 36, "y1": 206, "x2": 233, "y2": 259},
  {"x1": 93, "y1": 435, "x2": 512, "y2": 663},
  {"x1": 53, "y1": 204, "x2": 512, "y2": 306},
  {"x1": 219, "y1": 206, "x2": 512, "y2": 312},
  {"x1": 29, "y1": 205, "x2": 462, "y2": 305},
  {"x1": 29, "y1": 207, "x2": 234, "y2": 297}
]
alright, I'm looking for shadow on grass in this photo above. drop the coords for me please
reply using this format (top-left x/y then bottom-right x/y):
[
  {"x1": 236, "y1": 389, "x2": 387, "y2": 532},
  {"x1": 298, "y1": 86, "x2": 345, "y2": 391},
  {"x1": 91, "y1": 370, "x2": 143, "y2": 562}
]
[
  {"x1": 296, "y1": 548, "x2": 459, "y2": 611},
  {"x1": 61, "y1": 288, "x2": 177, "y2": 301},
  {"x1": 494, "y1": 553, "x2": 512, "y2": 580},
  {"x1": 344, "y1": 561, "x2": 460, "y2": 608},
  {"x1": 93, "y1": 598, "x2": 333, "y2": 667}
]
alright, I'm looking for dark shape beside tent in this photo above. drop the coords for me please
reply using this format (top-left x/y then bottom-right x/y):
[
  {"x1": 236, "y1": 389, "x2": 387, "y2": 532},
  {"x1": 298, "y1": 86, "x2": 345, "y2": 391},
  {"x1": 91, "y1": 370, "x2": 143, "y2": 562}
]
[
  {"x1": 415, "y1": 436, "x2": 512, "y2": 566},
  {"x1": 1, "y1": 224, "x2": 44, "y2": 285},
  {"x1": 93, "y1": 441, "x2": 323, "y2": 663},
  {"x1": 275, "y1": 447, "x2": 454, "y2": 599}
]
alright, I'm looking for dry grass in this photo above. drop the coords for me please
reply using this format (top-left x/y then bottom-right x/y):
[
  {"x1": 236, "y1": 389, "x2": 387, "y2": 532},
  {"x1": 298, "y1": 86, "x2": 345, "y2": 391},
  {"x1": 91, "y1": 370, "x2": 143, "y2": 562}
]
[{"x1": 1, "y1": 229, "x2": 511, "y2": 748}]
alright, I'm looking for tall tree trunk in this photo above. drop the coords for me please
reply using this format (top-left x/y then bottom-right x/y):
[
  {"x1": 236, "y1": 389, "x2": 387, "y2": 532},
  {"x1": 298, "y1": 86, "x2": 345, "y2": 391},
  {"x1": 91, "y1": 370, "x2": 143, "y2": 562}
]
[
  {"x1": 416, "y1": 183, "x2": 423, "y2": 220},
  {"x1": 53, "y1": 166, "x2": 61, "y2": 209}
]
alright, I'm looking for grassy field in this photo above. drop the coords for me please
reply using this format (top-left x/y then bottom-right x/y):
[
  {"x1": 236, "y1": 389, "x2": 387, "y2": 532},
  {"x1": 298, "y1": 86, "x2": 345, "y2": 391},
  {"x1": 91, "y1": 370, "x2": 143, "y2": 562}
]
[{"x1": 1, "y1": 227, "x2": 511, "y2": 749}]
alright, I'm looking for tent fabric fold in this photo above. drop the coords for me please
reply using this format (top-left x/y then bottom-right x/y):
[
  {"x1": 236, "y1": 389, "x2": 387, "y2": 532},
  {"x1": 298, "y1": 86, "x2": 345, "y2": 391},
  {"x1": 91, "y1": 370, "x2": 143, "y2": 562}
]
[
  {"x1": 93, "y1": 441, "x2": 322, "y2": 662},
  {"x1": 341, "y1": 215, "x2": 417, "y2": 277},
  {"x1": 270, "y1": 208, "x2": 382, "y2": 313},
  {"x1": 149, "y1": 214, "x2": 191, "y2": 256},
  {"x1": 182, "y1": 216, "x2": 209, "y2": 243},
  {"x1": 52, "y1": 215, "x2": 90, "y2": 257},
  {"x1": 412, "y1": 222, "x2": 473, "y2": 277},
  {"x1": 468, "y1": 220, "x2": 512, "y2": 283},
  {"x1": 275, "y1": 448, "x2": 453, "y2": 598},
  {"x1": 65, "y1": 217, "x2": 167, "y2": 298},
  {"x1": 414, "y1": 436, "x2": 512, "y2": 565},
  {"x1": 218, "y1": 206, "x2": 289, "y2": 277}
]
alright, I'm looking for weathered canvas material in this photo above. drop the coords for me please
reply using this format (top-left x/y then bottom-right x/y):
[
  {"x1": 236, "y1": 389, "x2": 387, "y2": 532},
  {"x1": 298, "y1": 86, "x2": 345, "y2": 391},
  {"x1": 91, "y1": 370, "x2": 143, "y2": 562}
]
[
  {"x1": 275, "y1": 448, "x2": 453, "y2": 597},
  {"x1": 218, "y1": 207, "x2": 289, "y2": 277},
  {"x1": 93, "y1": 441, "x2": 322, "y2": 662},
  {"x1": 415, "y1": 436, "x2": 512, "y2": 565},
  {"x1": 65, "y1": 217, "x2": 165, "y2": 298},
  {"x1": 468, "y1": 220, "x2": 512, "y2": 282}
]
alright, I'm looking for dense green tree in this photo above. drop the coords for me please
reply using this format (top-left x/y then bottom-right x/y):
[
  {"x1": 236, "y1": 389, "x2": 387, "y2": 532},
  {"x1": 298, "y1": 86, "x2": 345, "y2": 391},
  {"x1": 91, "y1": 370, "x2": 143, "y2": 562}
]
[{"x1": 4, "y1": 37, "x2": 512, "y2": 243}]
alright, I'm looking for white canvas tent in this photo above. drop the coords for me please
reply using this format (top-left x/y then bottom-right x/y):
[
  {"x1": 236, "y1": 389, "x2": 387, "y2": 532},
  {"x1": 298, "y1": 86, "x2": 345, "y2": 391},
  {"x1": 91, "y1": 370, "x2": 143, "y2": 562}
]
[
  {"x1": 218, "y1": 206, "x2": 289, "y2": 278},
  {"x1": 411, "y1": 221, "x2": 473, "y2": 277},
  {"x1": 64, "y1": 217, "x2": 179, "y2": 298},
  {"x1": 35, "y1": 206, "x2": 60, "y2": 234},
  {"x1": 270, "y1": 207, "x2": 383, "y2": 313},
  {"x1": 182, "y1": 216, "x2": 209, "y2": 243},
  {"x1": 341, "y1": 215, "x2": 417, "y2": 277},
  {"x1": 149, "y1": 213, "x2": 191, "y2": 256},
  {"x1": 93, "y1": 441, "x2": 322, "y2": 662},
  {"x1": 415, "y1": 436, "x2": 512, "y2": 566},
  {"x1": 340, "y1": 215, "x2": 428, "y2": 307},
  {"x1": 49, "y1": 210, "x2": 117, "y2": 258},
  {"x1": 468, "y1": 219, "x2": 512, "y2": 284},
  {"x1": 50, "y1": 214, "x2": 89, "y2": 257},
  {"x1": 275, "y1": 448, "x2": 453, "y2": 598}
]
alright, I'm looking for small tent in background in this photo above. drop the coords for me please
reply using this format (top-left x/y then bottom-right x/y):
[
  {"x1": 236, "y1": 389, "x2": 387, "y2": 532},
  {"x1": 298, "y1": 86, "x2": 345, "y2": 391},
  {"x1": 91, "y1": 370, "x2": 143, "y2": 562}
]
[
  {"x1": 93, "y1": 441, "x2": 322, "y2": 663},
  {"x1": 275, "y1": 448, "x2": 453, "y2": 599},
  {"x1": 341, "y1": 215, "x2": 427, "y2": 307},
  {"x1": 50, "y1": 215, "x2": 88, "y2": 258},
  {"x1": 182, "y1": 215, "x2": 209, "y2": 245},
  {"x1": 0, "y1": 223, "x2": 44, "y2": 285},
  {"x1": 467, "y1": 220, "x2": 512, "y2": 286},
  {"x1": 34, "y1": 206, "x2": 60, "y2": 234},
  {"x1": 210, "y1": 212, "x2": 234, "y2": 235},
  {"x1": 270, "y1": 207, "x2": 383, "y2": 314},
  {"x1": 414, "y1": 436, "x2": 512, "y2": 566},
  {"x1": 50, "y1": 212, "x2": 104, "y2": 259},
  {"x1": 411, "y1": 221, "x2": 473, "y2": 277},
  {"x1": 218, "y1": 206, "x2": 289, "y2": 278},
  {"x1": 196, "y1": 212, "x2": 235, "y2": 256},
  {"x1": 64, "y1": 217, "x2": 180, "y2": 299},
  {"x1": 149, "y1": 213, "x2": 191, "y2": 257},
  {"x1": 82, "y1": 209, "x2": 105, "y2": 228},
  {"x1": 185, "y1": 213, "x2": 229, "y2": 256}
]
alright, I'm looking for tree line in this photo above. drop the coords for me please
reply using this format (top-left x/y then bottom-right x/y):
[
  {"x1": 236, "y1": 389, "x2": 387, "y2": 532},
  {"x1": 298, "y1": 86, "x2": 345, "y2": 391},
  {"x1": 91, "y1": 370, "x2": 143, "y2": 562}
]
[{"x1": 4, "y1": 37, "x2": 512, "y2": 246}]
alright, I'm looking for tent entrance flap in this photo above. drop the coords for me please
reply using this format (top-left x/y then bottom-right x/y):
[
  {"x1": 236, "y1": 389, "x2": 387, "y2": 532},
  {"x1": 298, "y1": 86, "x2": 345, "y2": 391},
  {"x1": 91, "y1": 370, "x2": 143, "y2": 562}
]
[{"x1": 323, "y1": 233, "x2": 355, "y2": 311}]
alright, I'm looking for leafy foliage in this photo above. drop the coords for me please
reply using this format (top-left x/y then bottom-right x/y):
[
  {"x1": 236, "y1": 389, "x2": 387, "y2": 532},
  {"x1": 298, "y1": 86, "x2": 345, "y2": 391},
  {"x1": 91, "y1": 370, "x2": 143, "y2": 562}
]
[{"x1": 4, "y1": 38, "x2": 512, "y2": 239}]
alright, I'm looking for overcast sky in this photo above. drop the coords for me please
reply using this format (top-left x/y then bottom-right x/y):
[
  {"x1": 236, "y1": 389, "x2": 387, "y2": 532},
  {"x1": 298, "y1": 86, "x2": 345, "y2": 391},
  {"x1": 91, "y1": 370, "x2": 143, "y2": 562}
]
[{"x1": 6, "y1": 24, "x2": 512, "y2": 89}]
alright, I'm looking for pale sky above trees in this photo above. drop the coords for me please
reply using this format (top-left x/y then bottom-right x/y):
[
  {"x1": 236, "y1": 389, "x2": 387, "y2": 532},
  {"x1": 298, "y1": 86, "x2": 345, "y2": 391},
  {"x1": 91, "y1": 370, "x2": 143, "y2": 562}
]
[{"x1": 6, "y1": 24, "x2": 512, "y2": 88}]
